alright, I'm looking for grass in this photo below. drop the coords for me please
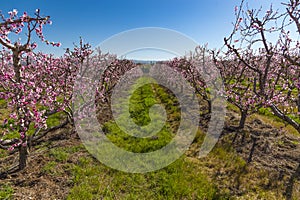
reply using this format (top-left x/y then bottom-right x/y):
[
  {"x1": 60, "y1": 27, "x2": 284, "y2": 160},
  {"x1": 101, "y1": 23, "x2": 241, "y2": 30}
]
[
  {"x1": 35, "y1": 137, "x2": 284, "y2": 199},
  {"x1": 37, "y1": 142, "x2": 229, "y2": 199},
  {"x1": 66, "y1": 155, "x2": 228, "y2": 200},
  {"x1": 38, "y1": 131, "x2": 284, "y2": 199},
  {"x1": 65, "y1": 76, "x2": 277, "y2": 199},
  {"x1": 42, "y1": 161, "x2": 58, "y2": 175},
  {"x1": 0, "y1": 149, "x2": 8, "y2": 159},
  {"x1": 17, "y1": 76, "x2": 295, "y2": 198},
  {"x1": 0, "y1": 184, "x2": 14, "y2": 200},
  {"x1": 103, "y1": 121, "x2": 174, "y2": 153},
  {"x1": 103, "y1": 77, "x2": 179, "y2": 153},
  {"x1": 64, "y1": 77, "x2": 229, "y2": 199},
  {"x1": 41, "y1": 145, "x2": 86, "y2": 177},
  {"x1": 48, "y1": 145, "x2": 85, "y2": 162}
]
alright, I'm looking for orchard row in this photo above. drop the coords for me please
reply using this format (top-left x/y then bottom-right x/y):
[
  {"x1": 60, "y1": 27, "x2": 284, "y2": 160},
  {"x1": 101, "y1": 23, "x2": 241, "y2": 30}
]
[{"x1": 0, "y1": 0, "x2": 299, "y2": 170}]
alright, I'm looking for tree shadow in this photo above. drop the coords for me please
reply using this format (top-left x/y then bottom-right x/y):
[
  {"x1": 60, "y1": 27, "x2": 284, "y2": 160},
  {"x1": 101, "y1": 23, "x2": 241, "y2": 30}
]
[{"x1": 285, "y1": 162, "x2": 300, "y2": 200}]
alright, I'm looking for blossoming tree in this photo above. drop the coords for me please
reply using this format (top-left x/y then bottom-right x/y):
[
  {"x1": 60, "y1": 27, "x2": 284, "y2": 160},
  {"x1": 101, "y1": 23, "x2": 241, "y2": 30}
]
[
  {"x1": 224, "y1": 0, "x2": 300, "y2": 133},
  {"x1": 0, "y1": 9, "x2": 77, "y2": 170}
]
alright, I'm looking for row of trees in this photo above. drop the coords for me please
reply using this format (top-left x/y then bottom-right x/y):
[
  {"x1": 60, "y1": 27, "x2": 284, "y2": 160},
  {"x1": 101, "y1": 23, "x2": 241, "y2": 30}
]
[
  {"x1": 0, "y1": 9, "x2": 95, "y2": 170},
  {"x1": 214, "y1": 0, "x2": 299, "y2": 131},
  {"x1": 0, "y1": 0, "x2": 299, "y2": 171},
  {"x1": 0, "y1": 9, "x2": 143, "y2": 170}
]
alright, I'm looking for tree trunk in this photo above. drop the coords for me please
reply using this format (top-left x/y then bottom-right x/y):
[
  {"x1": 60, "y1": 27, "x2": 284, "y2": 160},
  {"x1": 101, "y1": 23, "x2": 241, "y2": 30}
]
[
  {"x1": 207, "y1": 100, "x2": 212, "y2": 114},
  {"x1": 239, "y1": 110, "x2": 247, "y2": 129},
  {"x1": 297, "y1": 94, "x2": 300, "y2": 117},
  {"x1": 19, "y1": 144, "x2": 28, "y2": 170}
]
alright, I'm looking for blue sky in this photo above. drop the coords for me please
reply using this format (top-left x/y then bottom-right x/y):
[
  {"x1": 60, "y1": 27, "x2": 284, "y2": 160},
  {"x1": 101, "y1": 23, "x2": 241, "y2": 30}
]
[{"x1": 1, "y1": 0, "x2": 287, "y2": 60}]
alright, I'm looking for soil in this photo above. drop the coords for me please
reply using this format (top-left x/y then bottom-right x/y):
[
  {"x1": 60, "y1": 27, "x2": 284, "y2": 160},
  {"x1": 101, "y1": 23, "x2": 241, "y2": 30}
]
[
  {"x1": 0, "y1": 125, "x2": 83, "y2": 199},
  {"x1": 225, "y1": 112, "x2": 300, "y2": 176}
]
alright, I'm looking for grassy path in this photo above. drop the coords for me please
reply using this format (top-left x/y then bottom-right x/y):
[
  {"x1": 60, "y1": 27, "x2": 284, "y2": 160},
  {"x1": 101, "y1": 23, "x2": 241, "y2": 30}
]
[{"x1": 67, "y1": 77, "x2": 226, "y2": 199}]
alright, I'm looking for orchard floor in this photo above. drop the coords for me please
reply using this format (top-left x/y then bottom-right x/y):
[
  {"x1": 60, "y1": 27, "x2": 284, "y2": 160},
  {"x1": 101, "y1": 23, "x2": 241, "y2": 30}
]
[{"x1": 1, "y1": 108, "x2": 300, "y2": 199}]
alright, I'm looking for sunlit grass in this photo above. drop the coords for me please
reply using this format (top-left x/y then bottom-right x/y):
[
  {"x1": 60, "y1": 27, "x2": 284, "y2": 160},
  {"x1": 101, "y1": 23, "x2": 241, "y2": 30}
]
[
  {"x1": 66, "y1": 155, "x2": 226, "y2": 200},
  {"x1": 0, "y1": 184, "x2": 14, "y2": 200}
]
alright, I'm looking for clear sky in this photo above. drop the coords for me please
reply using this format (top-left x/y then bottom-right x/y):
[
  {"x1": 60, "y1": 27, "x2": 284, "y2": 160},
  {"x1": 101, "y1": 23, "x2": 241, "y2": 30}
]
[{"x1": 0, "y1": 0, "x2": 286, "y2": 60}]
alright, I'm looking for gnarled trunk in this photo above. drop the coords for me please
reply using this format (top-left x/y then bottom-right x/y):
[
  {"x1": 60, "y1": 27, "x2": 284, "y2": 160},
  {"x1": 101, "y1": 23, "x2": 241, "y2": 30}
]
[
  {"x1": 239, "y1": 109, "x2": 247, "y2": 129},
  {"x1": 19, "y1": 144, "x2": 28, "y2": 170},
  {"x1": 297, "y1": 93, "x2": 300, "y2": 117}
]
